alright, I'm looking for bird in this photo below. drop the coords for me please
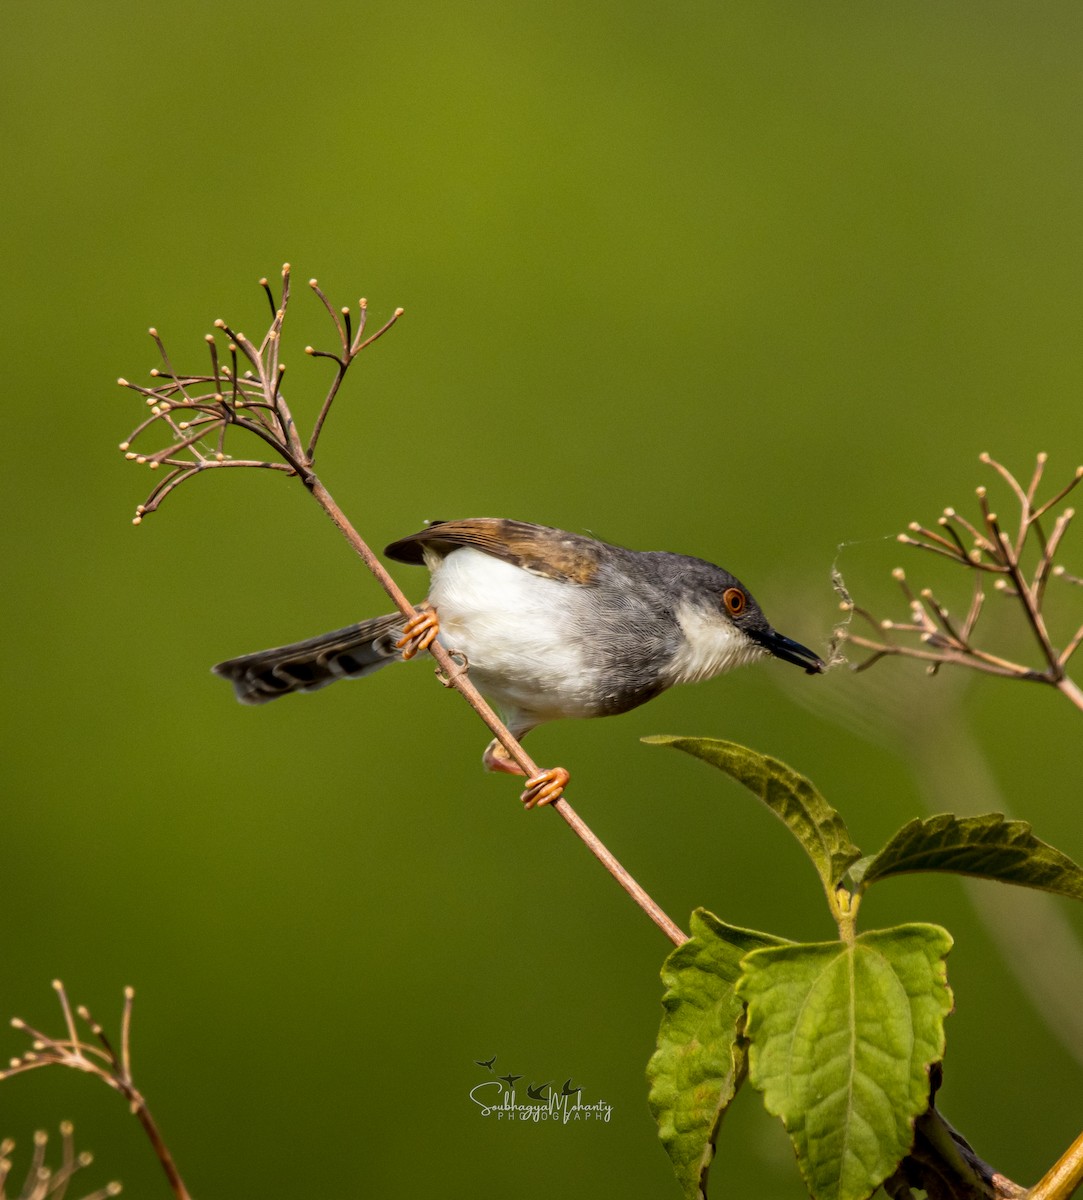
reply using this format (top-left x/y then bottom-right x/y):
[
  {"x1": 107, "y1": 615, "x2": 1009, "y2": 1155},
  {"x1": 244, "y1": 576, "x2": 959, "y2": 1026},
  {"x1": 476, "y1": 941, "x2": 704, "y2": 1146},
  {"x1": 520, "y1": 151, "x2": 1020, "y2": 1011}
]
[
  {"x1": 560, "y1": 1079, "x2": 582, "y2": 1097},
  {"x1": 499, "y1": 1073, "x2": 523, "y2": 1088},
  {"x1": 474, "y1": 1055, "x2": 497, "y2": 1071},
  {"x1": 213, "y1": 518, "x2": 824, "y2": 808},
  {"x1": 527, "y1": 1081, "x2": 551, "y2": 1101}
]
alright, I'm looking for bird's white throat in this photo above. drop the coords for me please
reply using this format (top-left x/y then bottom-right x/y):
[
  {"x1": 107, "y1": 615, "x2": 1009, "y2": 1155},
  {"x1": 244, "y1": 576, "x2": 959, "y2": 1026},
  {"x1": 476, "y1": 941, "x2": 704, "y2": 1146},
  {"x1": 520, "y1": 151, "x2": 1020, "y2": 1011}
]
[{"x1": 664, "y1": 600, "x2": 766, "y2": 685}]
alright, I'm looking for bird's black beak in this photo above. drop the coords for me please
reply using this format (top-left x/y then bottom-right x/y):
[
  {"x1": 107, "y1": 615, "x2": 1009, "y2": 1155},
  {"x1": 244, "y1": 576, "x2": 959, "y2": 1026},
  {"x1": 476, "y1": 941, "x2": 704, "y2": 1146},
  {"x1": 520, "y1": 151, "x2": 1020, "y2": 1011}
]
[{"x1": 751, "y1": 628, "x2": 825, "y2": 675}]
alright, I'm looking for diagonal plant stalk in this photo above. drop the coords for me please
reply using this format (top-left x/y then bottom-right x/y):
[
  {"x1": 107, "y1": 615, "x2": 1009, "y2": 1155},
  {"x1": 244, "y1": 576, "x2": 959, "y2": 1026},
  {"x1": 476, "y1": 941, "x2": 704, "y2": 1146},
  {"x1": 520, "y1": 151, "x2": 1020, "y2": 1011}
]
[
  {"x1": 1, "y1": 983, "x2": 188, "y2": 1200},
  {"x1": 841, "y1": 452, "x2": 1083, "y2": 712},
  {"x1": 118, "y1": 265, "x2": 687, "y2": 947}
]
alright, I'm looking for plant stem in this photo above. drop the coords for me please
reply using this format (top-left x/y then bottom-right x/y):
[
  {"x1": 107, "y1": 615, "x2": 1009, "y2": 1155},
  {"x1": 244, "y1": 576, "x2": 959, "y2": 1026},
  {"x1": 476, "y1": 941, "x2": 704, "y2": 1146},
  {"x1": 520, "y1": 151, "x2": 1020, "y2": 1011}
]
[
  {"x1": 1056, "y1": 676, "x2": 1083, "y2": 714},
  {"x1": 305, "y1": 478, "x2": 688, "y2": 947},
  {"x1": 131, "y1": 1099, "x2": 191, "y2": 1200},
  {"x1": 1028, "y1": 1130, "x2": 1083, "y2": 1200}
]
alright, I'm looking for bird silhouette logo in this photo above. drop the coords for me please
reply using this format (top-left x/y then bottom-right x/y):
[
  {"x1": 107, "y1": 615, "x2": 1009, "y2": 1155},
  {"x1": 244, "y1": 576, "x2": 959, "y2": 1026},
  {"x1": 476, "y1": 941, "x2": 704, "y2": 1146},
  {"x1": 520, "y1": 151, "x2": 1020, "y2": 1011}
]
[{"x1": 471, "y1": 1058, "x2": 609, "y2": 1121}]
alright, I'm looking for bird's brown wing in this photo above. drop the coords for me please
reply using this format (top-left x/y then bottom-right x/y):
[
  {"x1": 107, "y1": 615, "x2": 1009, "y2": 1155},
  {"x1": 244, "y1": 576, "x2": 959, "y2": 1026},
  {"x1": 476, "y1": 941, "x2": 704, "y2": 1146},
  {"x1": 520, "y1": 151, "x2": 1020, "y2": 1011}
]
[{"x1": 384, "y1": 519, "x2": 602, "y2": 585}]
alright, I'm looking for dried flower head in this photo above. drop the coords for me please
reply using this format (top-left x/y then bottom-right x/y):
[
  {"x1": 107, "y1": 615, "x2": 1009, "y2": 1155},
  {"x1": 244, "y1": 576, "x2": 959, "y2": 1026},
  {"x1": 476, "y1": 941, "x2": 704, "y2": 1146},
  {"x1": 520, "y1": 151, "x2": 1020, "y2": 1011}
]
[
  {"x1": 117, "y1": 264, "x2": 403, "y2": 523},
  {"x1": 3, "y1": 984, "x2": 189, "y2": 1200},
  {"x1": 0, "y1": 1123, "x2": 120, "y2": 1200},
  {"x1": 839, "y1": 453, "x2": 1083, "y2": 712}
]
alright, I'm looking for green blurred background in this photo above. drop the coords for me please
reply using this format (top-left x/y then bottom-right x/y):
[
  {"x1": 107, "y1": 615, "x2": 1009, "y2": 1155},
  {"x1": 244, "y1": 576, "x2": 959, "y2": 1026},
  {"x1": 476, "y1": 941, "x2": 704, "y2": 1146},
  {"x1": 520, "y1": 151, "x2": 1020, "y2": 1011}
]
[{"x1": 3, "y1": 2, "x2": 1082, "y2": 1196}]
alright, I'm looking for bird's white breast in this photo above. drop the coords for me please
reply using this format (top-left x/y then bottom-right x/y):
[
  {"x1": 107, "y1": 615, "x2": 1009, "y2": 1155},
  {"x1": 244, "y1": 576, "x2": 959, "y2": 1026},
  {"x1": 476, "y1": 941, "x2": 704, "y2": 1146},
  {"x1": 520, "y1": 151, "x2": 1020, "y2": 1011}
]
[{"x1": 425, "y1": 547, "x2": 600, "y2": 726}]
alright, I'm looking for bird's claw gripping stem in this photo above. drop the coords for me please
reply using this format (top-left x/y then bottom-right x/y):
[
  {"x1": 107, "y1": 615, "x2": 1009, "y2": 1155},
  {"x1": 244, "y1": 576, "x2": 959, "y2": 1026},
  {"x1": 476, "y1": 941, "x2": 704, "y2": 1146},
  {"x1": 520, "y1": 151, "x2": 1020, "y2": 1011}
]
[{"x1": 396, "y1": 605, "x2": 439, "y2": 660}]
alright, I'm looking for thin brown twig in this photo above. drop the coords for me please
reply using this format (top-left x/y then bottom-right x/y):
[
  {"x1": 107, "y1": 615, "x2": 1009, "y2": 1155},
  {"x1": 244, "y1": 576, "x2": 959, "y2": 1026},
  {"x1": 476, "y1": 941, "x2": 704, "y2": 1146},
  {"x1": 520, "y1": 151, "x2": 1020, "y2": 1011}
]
[
  {"x1": 117, "y1": 266, "x2": 688, "y2": 947},
  {"x1": 306, "y1": 478, "x2": 688, "y2": 945}
]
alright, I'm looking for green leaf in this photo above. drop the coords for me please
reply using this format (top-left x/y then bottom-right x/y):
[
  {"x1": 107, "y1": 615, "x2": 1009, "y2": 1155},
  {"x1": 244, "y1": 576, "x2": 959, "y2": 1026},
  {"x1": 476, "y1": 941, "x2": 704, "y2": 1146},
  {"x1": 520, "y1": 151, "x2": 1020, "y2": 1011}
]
[
  {"x1": 647, "y1": 910, "x2": 786, "y2": 1200},
  {"x1": 644, "y1": 737, "x2": 861, "y2": 895},
  {"x1": 737, "y1": 925, "x2": 953, "y2": 1200},
  {"x1": 859, "y1": 812, "x2": 1083, "y2": 901}
]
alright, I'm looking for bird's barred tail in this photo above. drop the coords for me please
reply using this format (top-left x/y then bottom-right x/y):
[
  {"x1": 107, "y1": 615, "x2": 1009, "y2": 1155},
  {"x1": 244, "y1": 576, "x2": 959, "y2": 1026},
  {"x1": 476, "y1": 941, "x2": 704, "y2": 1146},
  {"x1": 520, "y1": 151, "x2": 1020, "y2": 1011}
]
[{"x1": 212, "y1": 613, "x2": 407, "y2": 705}]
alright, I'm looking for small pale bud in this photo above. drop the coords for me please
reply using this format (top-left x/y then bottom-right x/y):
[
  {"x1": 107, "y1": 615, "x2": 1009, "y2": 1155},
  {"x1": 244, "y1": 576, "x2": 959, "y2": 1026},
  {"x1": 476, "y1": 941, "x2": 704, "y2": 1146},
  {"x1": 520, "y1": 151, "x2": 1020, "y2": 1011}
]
[
  {"x1": 125, "y1": 452, "x2": 137, "y2": 460},
  {"x1": 118, "y1": 441, "x2": 130, "y2": 451},
  {"x1": 117, "y1": 377, "x2": 129, "y2": 387},
  {"x1": 148, "y1": 327, "x2": 158, "y2": 337},
  {"x1": 891, "y1": 568, "x2": 905, "y2": 580},
  {"x1": 132, "y1": 515, "x2": 142, "y2": 525}
]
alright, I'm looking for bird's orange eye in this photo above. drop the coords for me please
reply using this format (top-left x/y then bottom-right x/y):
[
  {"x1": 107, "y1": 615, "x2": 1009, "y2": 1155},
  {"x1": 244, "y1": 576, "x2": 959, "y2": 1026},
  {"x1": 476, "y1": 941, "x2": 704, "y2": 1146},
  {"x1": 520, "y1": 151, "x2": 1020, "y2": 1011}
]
[{"x1": 723, "y1": 587, "x2": 746, "y2": 616}]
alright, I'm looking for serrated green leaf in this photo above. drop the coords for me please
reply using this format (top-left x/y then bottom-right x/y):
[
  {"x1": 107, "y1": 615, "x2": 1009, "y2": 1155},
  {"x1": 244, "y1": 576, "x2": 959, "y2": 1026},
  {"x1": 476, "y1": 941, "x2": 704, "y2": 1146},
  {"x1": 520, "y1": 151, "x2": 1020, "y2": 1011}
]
[
  {"x1": 644, "y1": 737, "x2": 861, "y2": 895},
  {"x1": 859, "y1": 812, "x2": 1083, "y2": 901},
  {"x1": 737, "y1": 925, "x2": 953, "y2": 1200},
  {"x1": 647, "y1": 910, "x2": 786, "y2": 1200}
]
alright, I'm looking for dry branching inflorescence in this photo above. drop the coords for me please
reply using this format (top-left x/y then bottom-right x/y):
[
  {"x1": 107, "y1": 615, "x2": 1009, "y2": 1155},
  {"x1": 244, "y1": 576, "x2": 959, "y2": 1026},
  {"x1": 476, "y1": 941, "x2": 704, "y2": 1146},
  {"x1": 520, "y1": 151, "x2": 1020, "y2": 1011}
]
[
  {"x1": 118, "y1": 264, "x2": 403, "y2": 520},
  {"x1": 0, "y1": 1124, "x2": 119, "y2": 1200},
  {"x1": 841, "y1": 452, "x2": 1083, "y2": 713},
  {"x1": 2, "y1": 983, "x2": 188, "y2": 1200}
]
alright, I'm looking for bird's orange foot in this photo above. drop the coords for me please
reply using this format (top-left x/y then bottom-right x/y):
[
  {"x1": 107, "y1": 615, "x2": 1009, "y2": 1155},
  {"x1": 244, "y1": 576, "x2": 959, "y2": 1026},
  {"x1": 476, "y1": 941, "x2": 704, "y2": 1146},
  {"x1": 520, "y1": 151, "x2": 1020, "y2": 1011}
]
[
  {"x1": 396, "y1": 605, "x2": 439, "y2": 660},
  {"x1": 520, "y1": 767, "x2": 570, "y2": 810}
]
